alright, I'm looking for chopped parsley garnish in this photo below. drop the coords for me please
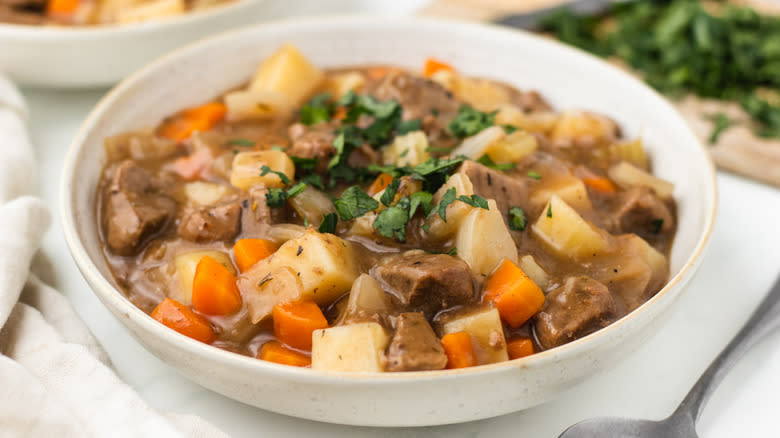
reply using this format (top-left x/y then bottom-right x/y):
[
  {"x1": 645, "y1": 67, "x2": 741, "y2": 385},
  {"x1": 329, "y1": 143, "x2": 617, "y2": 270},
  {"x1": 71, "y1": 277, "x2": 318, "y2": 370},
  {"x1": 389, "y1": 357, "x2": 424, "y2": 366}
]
[
  {"x1": 265, "y1": 188, "x2": 288, "y2": 208},
  {"x1": 318, "y1": 212, "x2": 338, "y2": 234},
  {"x1": 334, "y1": 186, "x2": 379, "y2": 221},
  {"x1": 435, "y1": 187, "x2": 457, "y2": 222},
  {"x1": 269, "y1": 144, "x2": 286, "y2": 151},
  {"x1": 547, "y1": 203, "x2": 553, "y2": 218},
  {"x1": 290, "y1": 156, "x2": 318, "y2": 171},
  {"x1": 502, "y1": 125, "x2": 519, "y2": 134},
  {"x1": 408, "y1": 191, "x2": 434, "y2": 218},
  {"x1": 260, "y1": 165, "x2": 291, "y2": 185},
  {"x1": 509, "y1": 206, "x2": 527, "y2": 231},
  {"x1": 398, "y1": 119, "x2": 423, "y2": 135},
  {"x1": 477, "y1": 154, "x2": 515, "y2": 171},
  {"x1": 398, "y1": 149, "x2": 409, "y2": 158},
  {"x1": 457, "y1": 194, "x2": 489, "y2": 210},
  {"x1": 300, "y1": 93, "x2": 333, "y2": 125},
  {"x1": 421, "y1": 223, "x2": 431, "y2": 233},
  {"x1": 286, "y1": 182, "x2": 306, "y2": 198},
  {"x1": 425, "y1": 146, "x2": 452, "y2": 154},
  {"x1": 373, "y1": 205, "x2": 409, "y2": 241},
  {"x1": 528, "y1": 171, "x2": 542, "y2": 180},
  {"x1": 227, "y1": 138, "x2": 255, "y2": 147},
  {"x1": 380, "y1": 178, "x2": 401, "y2": 207},
  {"x1": 708, "y1": 112, "x2": 732, "y2": 144},
  {"x1": 447, "y1": 105, "x2": 497, "y2": 138},
  {"x1": 300, "y1": 174, "x2": 324, "y2": 190},
  {"x1": 651, "y1": 218, "x2": 665, "y2": 234},
  {"x1": 446, "y1": 247, "x2": 458, "y2": 256}
]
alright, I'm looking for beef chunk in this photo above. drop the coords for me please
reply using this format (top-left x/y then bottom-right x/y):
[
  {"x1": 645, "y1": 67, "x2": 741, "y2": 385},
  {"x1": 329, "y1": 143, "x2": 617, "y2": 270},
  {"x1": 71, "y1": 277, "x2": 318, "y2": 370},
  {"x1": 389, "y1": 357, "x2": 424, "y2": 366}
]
[
  {"x1": 240, "y1": 185, "x2": 286, "y2": 237},
  {"x1": 287, "y1": 123, "x2": 336, "y2": 171},
  {"x1": 372, "y1": 251, "x2": 474, "y2": 318},
  {"x1": 458, "y1": 160, "x2": 531, "y2": 217},
  {"x1": 608, "y1": 186, "x2": 674, "y2": 239},
  {"x1": 510, "y1": 90, "x2": 552, "y2": 113},
  {"x1": 103, "y1": 160, "x2": 174, "y2": 256},
  {"x1": 368, "y1": 71, "x2": 459, "y2": 121},
  {"x1": 178, "y1": 202, "x2": 241, "y2": 243},
  {"x1": 385, "y1": 312, "x2": 447, "y2": 372},
  {"x1": 534, "y1": 276, "x2": 616, "y2": 349}
]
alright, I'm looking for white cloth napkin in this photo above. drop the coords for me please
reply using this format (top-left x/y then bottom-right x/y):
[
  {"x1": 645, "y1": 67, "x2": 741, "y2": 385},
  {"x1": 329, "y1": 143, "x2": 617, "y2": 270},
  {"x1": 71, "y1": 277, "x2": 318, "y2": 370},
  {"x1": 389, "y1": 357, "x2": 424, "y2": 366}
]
[{"x1": 0, "y1": 77, "x2": 227, "y2": 438}]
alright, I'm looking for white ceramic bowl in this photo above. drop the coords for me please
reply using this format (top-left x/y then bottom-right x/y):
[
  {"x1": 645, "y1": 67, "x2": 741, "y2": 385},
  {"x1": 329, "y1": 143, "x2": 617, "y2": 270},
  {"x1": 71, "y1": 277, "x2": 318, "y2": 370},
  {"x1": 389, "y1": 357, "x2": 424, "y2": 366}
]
[
  {"x1": 0, "y1": 0, "x2": 266, "y2": 88},
  {"x1": 61, "y1": 16, "x2": 717, "y2": 426}
]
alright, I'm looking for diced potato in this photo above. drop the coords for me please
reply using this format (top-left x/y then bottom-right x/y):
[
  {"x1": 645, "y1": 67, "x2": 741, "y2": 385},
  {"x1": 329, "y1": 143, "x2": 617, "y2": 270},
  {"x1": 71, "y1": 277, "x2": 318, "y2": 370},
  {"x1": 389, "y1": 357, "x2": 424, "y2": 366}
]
[
  {"x1": 183, "y1": 182, "x2": 230, "y2": 206},
  {"x1": 494, "y1": 104, "x2": 559, "y2": 134},
  {"x1": 485, "y1": 130, "x2": 538, "y2": 163},
  {"x1": 172, "y1": 250, "x2": 235, "y2": 306},
  {"x1": 599, "y1": 138, "x2": 648, "y2": 170},
  {"x1": 424, "y1": 173, "x2": 475, "y2": 241},
  {"x1": 532, "y1": 195, "x2": 609, "y2": 259},
  {"x1": 530, "y1": 176, "x2": 592, "y2": 211},
  {"x1": 239, "y1": 230, "x2": 359, "y2": 322},
  {"x1": 624, "y1": 234, "x2": 667, "y2": 274},
  {"x1": 451, "y1": 126, "x2": 505, "y2": 160},
  {"x1": 549, "y1": 111, "x2": 618, "y2": 147},
  {"x1": 518, "y1": 255, "x2": 549, "y2": 291},
  {"x1": 311, "y1": 322, "x2": 389, "y2": 372},
  {"x1": 224, "y1": 90, "x2": 292, "y2": 121},
  {"x1": 116, "y1": 0, "x2": 184, "y2": 23},
  {"x1": 455, "y1": 199, "x2": 518, "y2": 276},
  {"x1": 243, "y1": 266, "x2": 303, "y2": 324},
  {"x1": 347, "y1": 212, "x2": 377, "y2": 238},
  {"x1": 382, "y1": 131, "x2": 430, "y2": 167},
  {"x1": 248, "y1": 44, "x2": 324, "y2": 106},
  {"x1": 265, "y1": 224, "x2": 307, "y2": 244},
  {"x1": 608, "y1": 162, "x2": 674, "y2": 199},
  {"x1": 336, "y1": 274, "x2": 389, "y2": 325},
  {"x1": 324, "y1": 71, "x2": 366, "y2": 100},
  {"x1": 288, "y1": 186, "x2": 336, "y2": 227},
  {"x1": 442, "y1": 308, "x2": 508, "y2": 365},
  {"x1": 230, "y1": 150, "x2": 295, "y2": 190},
  {"x1": 429, "y1": 69, "x2": 456, "y2": 92},
  {"x1": 453, "y1": 77, "x2": 511, "y2": 112}
]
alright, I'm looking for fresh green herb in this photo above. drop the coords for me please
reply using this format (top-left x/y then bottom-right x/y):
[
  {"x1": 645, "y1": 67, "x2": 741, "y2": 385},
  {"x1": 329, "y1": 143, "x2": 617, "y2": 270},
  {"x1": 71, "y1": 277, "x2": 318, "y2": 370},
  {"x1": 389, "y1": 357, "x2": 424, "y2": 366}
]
[
  {"x1": 408, "y1": 191, "x2": 434, "y2": 218},
  {"x1": 509, "y1": 206, "x2": 527, "y2": 231},
  {"x1": 265, "y1": 188, "x2": 288, "y2": 208},
  {"x1": 303, "y1": 217, "x2": 310, "y2": 228},
  {"x1": 541, "y1": 1, "x2": 780, "y2": 139},
  {"x1": 232, "y1": 149, "x2": 239, "y2": 155},
  {"x1": 707, "y1": 112, "x2": 732, "y2": 144},
  {"x1": 373, "y1": 205, "x2": 409, "y2": 241},
  {"x1": 431, "y1": 108, "x2": 440, "y2": 117},
  {"x1": 290, "y1": 156, "x2": 318, "y2": 171},
  {"x1": 446, "y1": 247, "x2": 458, "y2": 256},
  {"x1": 422, "y1": 223, "x2": 431, "y2": 233},
  {"x1": 447, "y1": 105, "x2": 496, "y2": 138},
  {"x1": 651, "y1": 218, "x2": 665, "y2": 234},
  {"x1": 380, "y1": 178, "x2": 401, "y2": 207},
  {"x1": 397, "y1": 119, "x2": 423, "y2": 135},
  {"x1": 286, "y1": 182, "x2": 306, "y2": 198},
  {"x1": 425, "y1": 146, "x2": 453, "y2": 154},
  {"x1": 260, "y1": 165, "x2": 291, "y2": 185},
  {"x1": 435, "y1": 187, "x2": 457, "y2": 222},
  {"x1": 547, "y1": 203, "x2": 553, "y2": 218},
  {"x1": 528, "y1": 171, "x2": 542, "y2": 180},
  {"x1": 270, "y1": 144, "x2": 286, "y2": 151},
  {"x1": 300, "y1": 174, "x2": 324, "y2": 190},
  {"x1": 300, "y1": 93, "x2": 333, "y2": 125},
  {"x1": 334, "y1": 186, "x2": 379, "y2": 221},
  {"x1": 502, "y1": 124, "x2": 519, "y2": 134},
  {"x1": 398, "y1": 148, "x2": 409, "y2": 158},
  {"x1": 413, "y1": 156, "x2": 467, "y2": 192},
  {"x1": 227, "y1": 138, "x2": 255, "y2": 147},
  {"x1": 477, "y1": 154, "x2": 515, "y2": 171},
  {"x1": 318, "y1": 212, "x2": 338, "y2": 234},
  {"x1": 457, "y1": 194, "x2": 489, "y2": 210}
]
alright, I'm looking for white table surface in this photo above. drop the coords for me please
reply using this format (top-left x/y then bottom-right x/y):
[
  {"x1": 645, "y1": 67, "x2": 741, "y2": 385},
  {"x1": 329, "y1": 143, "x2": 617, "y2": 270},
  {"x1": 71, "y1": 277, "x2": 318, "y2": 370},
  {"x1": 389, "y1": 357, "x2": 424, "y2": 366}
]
[{"x1": 19, "y1": 3, "x2": 780, "y2": 437}]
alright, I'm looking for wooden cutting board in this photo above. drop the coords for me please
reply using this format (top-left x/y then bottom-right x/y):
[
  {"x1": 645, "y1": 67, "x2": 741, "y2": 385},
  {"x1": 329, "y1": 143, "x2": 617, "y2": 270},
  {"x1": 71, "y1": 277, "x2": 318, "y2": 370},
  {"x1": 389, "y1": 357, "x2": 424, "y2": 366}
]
[{"x1": 421, "y1": 0, "x2": 780, "y2": 187}]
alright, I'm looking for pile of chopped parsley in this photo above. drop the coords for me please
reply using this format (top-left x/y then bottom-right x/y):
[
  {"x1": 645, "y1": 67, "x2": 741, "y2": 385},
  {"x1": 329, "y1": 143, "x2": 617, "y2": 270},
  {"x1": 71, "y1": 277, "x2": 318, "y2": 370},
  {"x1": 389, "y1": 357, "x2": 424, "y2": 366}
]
[
  {"x1": 259, "y1": 91, "x2": 532, "y2": 242},
  {"x1": 540, "y1": 0, "x2": 780, "y2": 142}
]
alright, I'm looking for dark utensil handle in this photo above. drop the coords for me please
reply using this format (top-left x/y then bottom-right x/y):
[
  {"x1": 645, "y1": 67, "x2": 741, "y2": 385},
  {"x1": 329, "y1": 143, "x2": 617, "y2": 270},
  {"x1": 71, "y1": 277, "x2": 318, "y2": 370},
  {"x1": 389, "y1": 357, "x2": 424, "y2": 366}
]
[{"x1": 674, "y1": 273, "x2": 780, "y2": 422}]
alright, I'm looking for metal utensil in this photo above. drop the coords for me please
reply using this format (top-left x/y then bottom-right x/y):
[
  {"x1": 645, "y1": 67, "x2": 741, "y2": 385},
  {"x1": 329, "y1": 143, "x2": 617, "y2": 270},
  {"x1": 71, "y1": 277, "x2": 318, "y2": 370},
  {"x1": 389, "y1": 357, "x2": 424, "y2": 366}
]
[
  {"x1": 494, "y1": 0, "x2": 631, "y2": 30},
  {"x1": 559, "y1": 273, "x2": 780, "y2": 437}
]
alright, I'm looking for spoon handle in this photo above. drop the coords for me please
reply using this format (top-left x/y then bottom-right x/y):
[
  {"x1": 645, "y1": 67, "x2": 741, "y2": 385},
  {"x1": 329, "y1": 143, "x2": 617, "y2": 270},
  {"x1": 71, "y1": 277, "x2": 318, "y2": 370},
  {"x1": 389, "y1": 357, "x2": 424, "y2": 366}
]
[{"x1": 674, "y1": 273, "x2": 780, "y2": 422}]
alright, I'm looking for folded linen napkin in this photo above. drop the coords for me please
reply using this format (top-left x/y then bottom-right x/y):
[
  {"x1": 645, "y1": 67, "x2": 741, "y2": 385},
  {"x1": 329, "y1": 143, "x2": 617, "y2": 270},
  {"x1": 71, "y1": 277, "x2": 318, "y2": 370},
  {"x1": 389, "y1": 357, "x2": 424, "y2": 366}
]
[{"x1": 0, "y1": 76, "x2": 227, "y2": 438}]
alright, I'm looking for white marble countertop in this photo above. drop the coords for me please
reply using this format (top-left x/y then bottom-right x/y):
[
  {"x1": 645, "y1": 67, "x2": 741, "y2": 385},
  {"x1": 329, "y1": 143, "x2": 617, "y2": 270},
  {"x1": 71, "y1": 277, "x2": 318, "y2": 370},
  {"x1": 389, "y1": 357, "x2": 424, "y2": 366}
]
[{"x1": 20, "y1": 3, "x2": 780, "y2": 437}]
